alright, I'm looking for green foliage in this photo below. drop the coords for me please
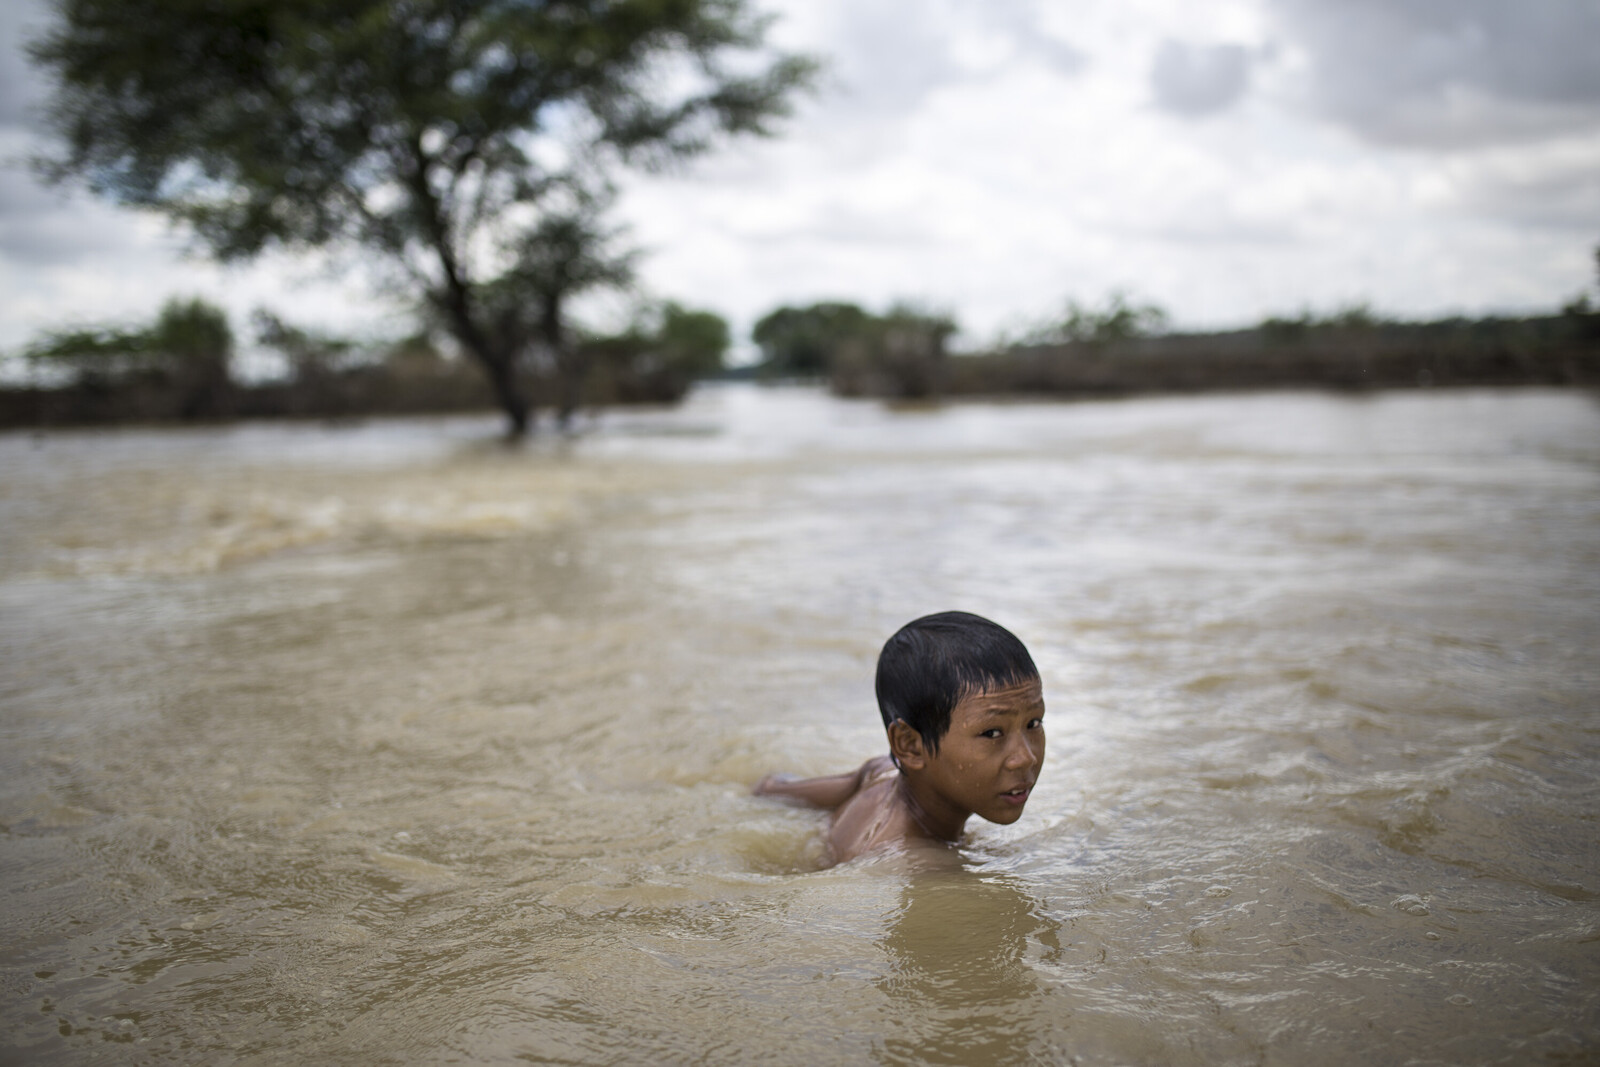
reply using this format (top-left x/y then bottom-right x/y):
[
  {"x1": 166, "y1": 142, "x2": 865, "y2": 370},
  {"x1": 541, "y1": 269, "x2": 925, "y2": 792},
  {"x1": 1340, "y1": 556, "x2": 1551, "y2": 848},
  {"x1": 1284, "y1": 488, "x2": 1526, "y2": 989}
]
[
  {"x1": 583, "y1": 300, "x2": 728, "y2": 373},
  {"x1": 152, "y1": 297, "x2": 233, "y2": 366},
  {"x1": 1257, "y1": 303, "x2": 1389, "y2": 342},
  {"x1": 657, "y1": 302, "x2": 730, "y2": 377},
  {"x1": 1321, "y1": 303, "x2": 1383, "y2": 330},
  {"x1": 576, "y1": 299, "x2": 729, "y2": 405},
  {"x1": 1258, "y1": 311, "x2": 1313, "y2": 342},
  {"x1": 20, "y1": 296, "x2": 234, "y2": 416},
  {"x1": 25, "y1": 297, "x2": 233, "y2": 387},
  {"x1": 831, "y1": 303, "x2": 956, "y2": 398},
  {"x1": 253, "y1": 309, "x2": 361, "y2": 382},
  {"x1": 474, "y1": 193, "x2": 638, "y2": 364},
  {"x1": 31, "y1": 0, "x2": 815, "y2": 434},
  {"x1": 752, "y1": 300, "x2": 956, "y2": 395},
  {"x1": 1023, "y1": 291, "x2": 1169, "y2": 347},
  {"x1": 751, "y1": 302, "x2": 874, "y2": 376},
  {"x1": 24, "y1": 325, "x2": 155, "y2": 384}
]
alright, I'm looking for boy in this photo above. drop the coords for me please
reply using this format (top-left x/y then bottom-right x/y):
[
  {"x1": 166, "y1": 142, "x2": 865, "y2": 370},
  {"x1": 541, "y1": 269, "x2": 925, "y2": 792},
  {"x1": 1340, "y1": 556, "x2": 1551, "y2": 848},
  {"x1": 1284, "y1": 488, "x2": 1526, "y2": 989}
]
[{"x1": 755, "y1": 611, "x2": 1045, "y2": 864}]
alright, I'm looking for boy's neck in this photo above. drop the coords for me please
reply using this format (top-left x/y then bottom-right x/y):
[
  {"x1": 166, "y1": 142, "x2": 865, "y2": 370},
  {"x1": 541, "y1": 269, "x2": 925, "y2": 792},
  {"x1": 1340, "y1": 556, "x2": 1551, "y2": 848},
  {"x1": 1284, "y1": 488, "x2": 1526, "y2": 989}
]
[{"x1": 895, "y1": 771, "x2": 969, "y2": 842}]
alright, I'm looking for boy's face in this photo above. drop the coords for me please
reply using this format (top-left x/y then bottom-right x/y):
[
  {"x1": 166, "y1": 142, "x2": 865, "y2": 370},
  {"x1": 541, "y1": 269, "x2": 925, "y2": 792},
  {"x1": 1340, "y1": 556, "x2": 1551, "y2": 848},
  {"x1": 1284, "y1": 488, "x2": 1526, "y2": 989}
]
[{"x1": 920, "y1": 676, "x2": 1046, "y2": 825}]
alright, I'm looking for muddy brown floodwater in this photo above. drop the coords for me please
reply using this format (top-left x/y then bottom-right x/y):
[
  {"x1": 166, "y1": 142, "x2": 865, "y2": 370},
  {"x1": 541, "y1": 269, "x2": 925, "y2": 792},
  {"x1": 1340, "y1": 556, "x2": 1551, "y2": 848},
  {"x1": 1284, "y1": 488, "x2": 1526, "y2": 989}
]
[{"x1": 2, "y1": 384, "x2": 1597, "y2": 1064}]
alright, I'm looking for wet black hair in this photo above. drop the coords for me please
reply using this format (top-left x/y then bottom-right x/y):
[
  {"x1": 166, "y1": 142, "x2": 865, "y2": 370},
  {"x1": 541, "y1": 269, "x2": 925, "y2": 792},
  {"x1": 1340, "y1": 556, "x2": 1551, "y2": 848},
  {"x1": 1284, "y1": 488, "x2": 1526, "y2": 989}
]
[{"x1": 875, "y1": 611, "x2": 1039, "y2": 754}]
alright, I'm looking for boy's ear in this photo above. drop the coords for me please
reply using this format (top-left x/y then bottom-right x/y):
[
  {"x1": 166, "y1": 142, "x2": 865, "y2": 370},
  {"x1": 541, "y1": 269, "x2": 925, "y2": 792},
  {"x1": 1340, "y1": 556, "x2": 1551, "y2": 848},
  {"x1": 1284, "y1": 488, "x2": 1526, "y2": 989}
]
[{"x1": 888, "y1": 720, "x2": 928, "y2": 770}]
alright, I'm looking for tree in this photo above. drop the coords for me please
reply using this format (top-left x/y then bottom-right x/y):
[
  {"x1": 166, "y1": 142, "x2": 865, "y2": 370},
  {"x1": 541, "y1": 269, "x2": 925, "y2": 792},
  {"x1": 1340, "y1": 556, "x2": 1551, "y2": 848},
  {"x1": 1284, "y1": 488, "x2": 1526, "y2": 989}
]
[
  {"x1": 751, "y1": 300, "x2": 955, "y2": 397},
  {"x1": 657, "y1": 301, "x2": 731, "y2": 378},
  {"x1": 253, "y1": 310, "x2": 360, "y2": 386},
  {"x1": 829, "y1": 304, "x2": 956, "y2": 399},
  {"x1": 1043, "y1": 292, "x2": 1168, "y2": 346},
  {"x1": 752, "y1": 302, "x2": 873, "y2": 377},
  {"x1": 478, "y1": 189, "x2": 637, "y2": 427},
  {"x1": 30, "y1": 0, "x2": 814, "y2": 437},
  {"x1": 24, "y1": 296, "x2": 234, "y2": 417},
  {"x1": 577, "y1": 300, "x2": 729, "y2": 406},
  {"x1": 151, "y1": 298, "x2": 236, "y2": 417},
  {"x1": 23, "y1": 326, "x2": 155, "y2": 389}
]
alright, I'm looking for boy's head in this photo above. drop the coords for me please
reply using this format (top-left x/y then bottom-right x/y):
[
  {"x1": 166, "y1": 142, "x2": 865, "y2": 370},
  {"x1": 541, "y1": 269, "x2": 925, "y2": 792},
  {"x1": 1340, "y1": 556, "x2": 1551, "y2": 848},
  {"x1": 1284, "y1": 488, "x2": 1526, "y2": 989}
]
[{"x1": 875, "y1": 611, "x2": 1039, "y2": 754}]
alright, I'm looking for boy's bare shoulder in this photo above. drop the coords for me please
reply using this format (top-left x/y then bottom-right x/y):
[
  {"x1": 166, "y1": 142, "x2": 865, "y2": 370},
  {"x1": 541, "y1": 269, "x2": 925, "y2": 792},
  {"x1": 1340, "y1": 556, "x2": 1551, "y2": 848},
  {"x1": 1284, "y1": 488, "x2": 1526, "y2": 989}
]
[
  {"x1": 856, "y1": 754, "x2": 897, "y2": 785},
  {"x1": 826, "y1": 759, "x2": 922, "y2": 863},
  {"x1": 755, "y1": 755, "x2": 947, "y2": 864}
]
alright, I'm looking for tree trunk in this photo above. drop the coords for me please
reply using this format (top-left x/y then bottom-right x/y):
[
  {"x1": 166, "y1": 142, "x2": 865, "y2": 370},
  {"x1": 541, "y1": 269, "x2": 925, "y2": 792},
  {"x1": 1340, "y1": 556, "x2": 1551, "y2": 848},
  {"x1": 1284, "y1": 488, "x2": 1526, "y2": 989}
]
[
  {"x1": 436, "y1": 285, "x2": 532, "y2": 439},
  {"x1": 541, "y1": 292, "x2": 584, "y2": 432},
  {"x1": 555, "y1": 345, "x2": 585, "y2": 430},
  {"x1": 477, "y1": 347, "x2": 531, "y2": 439},
  {"x1": 412, "y1": 153, "x2": 532, "y2": 440}
]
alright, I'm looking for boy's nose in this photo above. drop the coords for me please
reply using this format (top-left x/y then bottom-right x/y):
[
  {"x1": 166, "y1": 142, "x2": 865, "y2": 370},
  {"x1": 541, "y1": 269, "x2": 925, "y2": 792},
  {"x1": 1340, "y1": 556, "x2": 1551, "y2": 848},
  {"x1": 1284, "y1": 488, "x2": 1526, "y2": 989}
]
[{"x1": 1004, "y1": 735, "x2": 1041, "y2": 769}]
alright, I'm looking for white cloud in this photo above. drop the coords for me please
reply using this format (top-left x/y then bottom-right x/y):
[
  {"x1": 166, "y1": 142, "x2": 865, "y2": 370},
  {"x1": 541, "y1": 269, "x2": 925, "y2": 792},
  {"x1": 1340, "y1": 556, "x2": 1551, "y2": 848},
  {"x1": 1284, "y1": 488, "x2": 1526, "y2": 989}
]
[{"x1": 1150, "y1": 41, "x2": 1253, "y2": 117}]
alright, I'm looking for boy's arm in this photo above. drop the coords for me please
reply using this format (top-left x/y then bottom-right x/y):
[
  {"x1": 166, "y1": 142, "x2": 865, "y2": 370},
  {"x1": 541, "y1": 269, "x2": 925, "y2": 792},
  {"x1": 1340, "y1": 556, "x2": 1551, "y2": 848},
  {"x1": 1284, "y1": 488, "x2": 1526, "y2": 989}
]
[{"x1": 754, "y1": 757, "x2": 889, "y2": 810}]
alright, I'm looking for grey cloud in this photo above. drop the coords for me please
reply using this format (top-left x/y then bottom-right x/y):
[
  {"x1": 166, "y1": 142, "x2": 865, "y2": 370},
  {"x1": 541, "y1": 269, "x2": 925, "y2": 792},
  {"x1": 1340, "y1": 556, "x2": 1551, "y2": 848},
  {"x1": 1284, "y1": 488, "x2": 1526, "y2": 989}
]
[
  {"x1": 977, "y1": 4, "x2": 1087, "y2": 78},
  {"x1": 0, "y1": 0, "x2": 54, "y2": 130},
  {"x1": 1458, "y1": 163, "x2": 1600, "y2": 232},
  {"x1": 1150, "y1": 41, "x2": 1252, "y2": 118},
  {"x1": 822, "y1": 0, "x2": 1085, "y2": 123},
  {"x1": 1021, "y1": 34, "x2": 1087, "y2": 78},
  {"x1": 0, "y1": 165, "x2": 147, "y2": 265},
  {"x1": 824, "y1": 2, "x2": 962, "y2": 120},
  {"x1": 1269, "y1": 0, "x2": 1600, "y2": 147}
]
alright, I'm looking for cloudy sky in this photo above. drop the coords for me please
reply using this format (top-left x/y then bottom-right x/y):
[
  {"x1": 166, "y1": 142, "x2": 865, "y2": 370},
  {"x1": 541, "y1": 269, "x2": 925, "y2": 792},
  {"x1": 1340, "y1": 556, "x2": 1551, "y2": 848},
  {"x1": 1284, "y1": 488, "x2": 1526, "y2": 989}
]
[{"x1": 2, "y1": 0, "x2": 1597, "y2": 357}]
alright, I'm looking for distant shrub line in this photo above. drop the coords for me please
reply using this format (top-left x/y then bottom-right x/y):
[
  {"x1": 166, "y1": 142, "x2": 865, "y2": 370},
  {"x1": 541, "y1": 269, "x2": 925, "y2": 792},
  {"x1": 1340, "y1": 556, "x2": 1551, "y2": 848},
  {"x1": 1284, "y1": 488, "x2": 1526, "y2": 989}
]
[
  {"x1": 7, "y1": 297, "x2": 1599, "y2": 431},
  {"x1": 752, "y1": 296, "x2": 1600, "y2": 401},
  {"x1": 2, "y1": 297, "x2": 725, "y2": 431}
]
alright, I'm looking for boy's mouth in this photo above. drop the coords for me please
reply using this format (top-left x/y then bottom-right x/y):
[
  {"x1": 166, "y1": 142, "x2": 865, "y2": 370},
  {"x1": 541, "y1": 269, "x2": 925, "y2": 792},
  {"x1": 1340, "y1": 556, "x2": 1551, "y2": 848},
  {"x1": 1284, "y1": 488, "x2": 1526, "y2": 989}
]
[{"x1": 1000, "y1": 784, "x2": 1033, "y2": 806}]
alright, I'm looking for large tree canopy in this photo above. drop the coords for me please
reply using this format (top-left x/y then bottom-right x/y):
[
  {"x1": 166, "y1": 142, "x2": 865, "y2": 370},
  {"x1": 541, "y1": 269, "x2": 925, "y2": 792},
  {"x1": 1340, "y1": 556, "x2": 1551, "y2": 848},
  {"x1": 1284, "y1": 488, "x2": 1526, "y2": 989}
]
[{"x1": 30, "y1": 0, "x2": 813, "y2": 435}]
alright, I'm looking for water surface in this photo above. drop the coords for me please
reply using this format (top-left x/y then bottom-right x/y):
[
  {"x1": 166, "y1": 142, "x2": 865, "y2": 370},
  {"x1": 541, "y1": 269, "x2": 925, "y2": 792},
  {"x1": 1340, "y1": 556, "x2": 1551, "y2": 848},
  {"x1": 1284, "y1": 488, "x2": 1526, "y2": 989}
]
[{"x1": 2, "y1": 385, "x2": 1597, "y2": 1063}]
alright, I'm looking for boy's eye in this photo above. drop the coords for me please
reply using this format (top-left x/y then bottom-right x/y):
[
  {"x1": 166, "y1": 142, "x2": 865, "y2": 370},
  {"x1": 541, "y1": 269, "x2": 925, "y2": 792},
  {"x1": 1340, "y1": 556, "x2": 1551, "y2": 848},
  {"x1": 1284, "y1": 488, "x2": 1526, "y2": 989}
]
[
  {"x1": 1028, "y1": 718, "x2": 1044, "y2": 730},
  {"x1": 979, "y1": 728, "x2": 1003, "y2": 739}
]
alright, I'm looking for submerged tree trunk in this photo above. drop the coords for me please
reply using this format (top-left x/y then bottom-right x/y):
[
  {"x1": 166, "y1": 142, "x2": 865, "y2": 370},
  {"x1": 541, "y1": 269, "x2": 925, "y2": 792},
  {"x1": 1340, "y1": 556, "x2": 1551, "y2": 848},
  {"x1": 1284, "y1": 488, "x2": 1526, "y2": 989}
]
[
  {"x1": 420, "y1": 166, "x2": 535, "y2": 440},
  {"x1": 479, "y1": 349, "x2": 531, "y2": 439},
  {"x1": 541, "y1": 292, "x2": 586, "y2": 432},
  {"x1": 555, "y1": 345, "x2": 586, "y2": 431},
  {"x1": 445, "y1": 318, "x2": 531, "y2": 439},
  {"x1": 435, "y1": 280, "x2": 533, "y2": 439}
]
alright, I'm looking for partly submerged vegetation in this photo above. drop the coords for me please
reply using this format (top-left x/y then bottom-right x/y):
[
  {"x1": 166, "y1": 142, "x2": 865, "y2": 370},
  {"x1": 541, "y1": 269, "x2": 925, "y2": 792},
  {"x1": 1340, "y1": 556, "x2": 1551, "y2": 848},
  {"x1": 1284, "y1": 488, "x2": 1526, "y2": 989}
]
[
  {"x1": 747, "y1": 288, "x2": 1600, "y2": 402},
  {"x1": 5, "y1": 286, "x2": 1598, "y2": 430},
  {"x1": 2, "y1": 297, "x2": 729, "y2": 429}
]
